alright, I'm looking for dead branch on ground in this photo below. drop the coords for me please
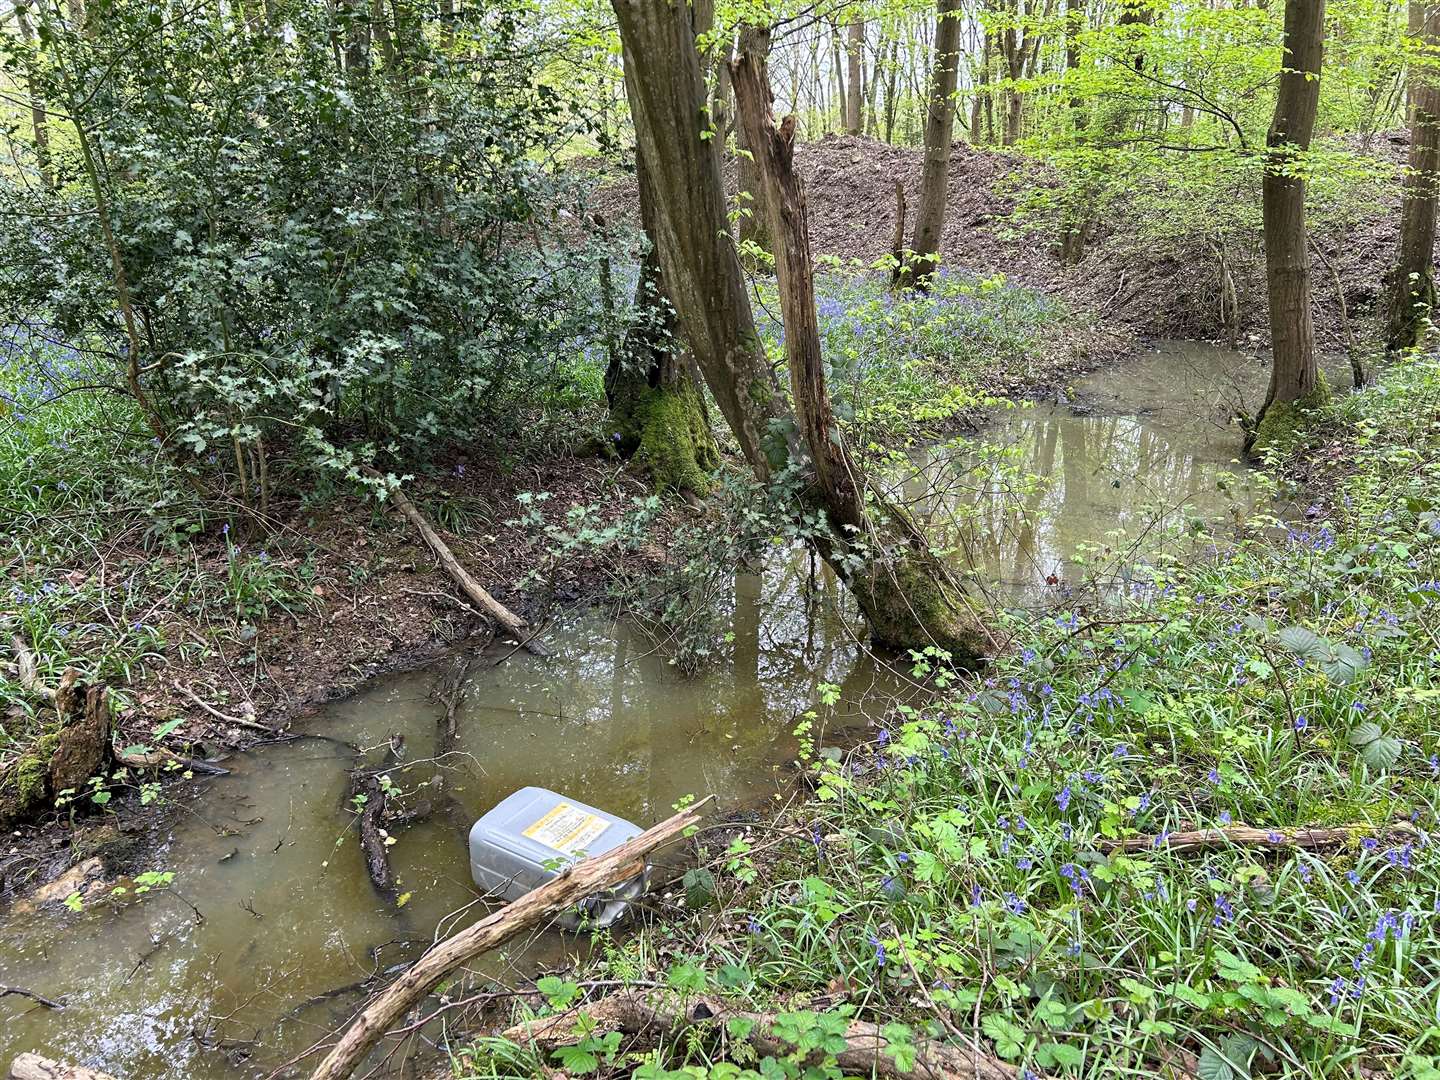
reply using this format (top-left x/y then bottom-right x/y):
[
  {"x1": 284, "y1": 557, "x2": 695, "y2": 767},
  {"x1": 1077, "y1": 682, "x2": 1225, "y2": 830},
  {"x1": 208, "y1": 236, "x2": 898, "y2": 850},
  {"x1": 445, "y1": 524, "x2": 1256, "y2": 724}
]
[
  {"x1": 1098, "y1": 820, "x2": 1420, "y2": 853},
  {"x1": 305, "y1": 797, "x2": 711, "y2": 1080},
  {"x1": 501, "y1": 988, "x2": 1023, "y2": 1080}
]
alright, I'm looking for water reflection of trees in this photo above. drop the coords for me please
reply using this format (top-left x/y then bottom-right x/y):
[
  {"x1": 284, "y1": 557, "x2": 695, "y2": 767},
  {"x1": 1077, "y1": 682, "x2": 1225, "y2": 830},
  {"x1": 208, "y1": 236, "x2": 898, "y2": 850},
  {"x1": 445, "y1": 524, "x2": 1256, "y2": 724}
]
[{"x1": 878, "y1": 403, "x2": 1249, "y2": 599}]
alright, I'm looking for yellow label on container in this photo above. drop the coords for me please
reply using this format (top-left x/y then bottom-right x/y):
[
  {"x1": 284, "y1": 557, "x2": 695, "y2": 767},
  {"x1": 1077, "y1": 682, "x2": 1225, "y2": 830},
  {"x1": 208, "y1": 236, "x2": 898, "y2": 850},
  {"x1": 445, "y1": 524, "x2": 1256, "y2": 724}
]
[{"x1": 522, "y1": 803, "x2": 609, "y2": 855}]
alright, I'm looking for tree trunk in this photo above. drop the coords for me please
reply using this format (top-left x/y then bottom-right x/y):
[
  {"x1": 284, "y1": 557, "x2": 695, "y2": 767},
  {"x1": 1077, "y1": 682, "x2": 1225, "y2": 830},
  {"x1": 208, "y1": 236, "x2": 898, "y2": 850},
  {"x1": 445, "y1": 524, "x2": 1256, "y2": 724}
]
[
  {"x1": 970, "y1": 31, "x2": 991, "y2": 142},
  {"x1": 908, "y1": 0, "x2": 964, "y2": 287},
  {"x1": 846, "y1": 20, "x2": 865, "y2": 134},
  {"x1": 736, "y1": 26, "x2": 774, "y2": 256},
  {"x1": 1385, "y1": 0, "x2": 1440, "y2": 352},
  {"x1": 613, "y1": 0, "x2": 988, "y2": 659},
  {"x1": 603, "y1": 161, "x2": 718, "y2": 496},
  {"x1": 11, "y1": 8, "x2": 54, "y2": 192},
  {"x1": 831, "y1": 24, "x2": 846, "y2": 133},
  {"x1": 1253, "y1": 0, "x2": 1327, "y2": 451},
  {"x1": 729, "y1": 36, "x2": 989, "y2": 658}
]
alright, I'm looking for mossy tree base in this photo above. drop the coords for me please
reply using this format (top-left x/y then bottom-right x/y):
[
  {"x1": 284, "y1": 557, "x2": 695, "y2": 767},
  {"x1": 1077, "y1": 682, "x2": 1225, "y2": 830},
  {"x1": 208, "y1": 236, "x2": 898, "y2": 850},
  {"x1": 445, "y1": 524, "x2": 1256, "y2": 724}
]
[
  {"x1": 607, "y1": 378, "x2": 718, "y2": 496},
  {"x1": 854, "y1": 555, "x2": 989, "y2": 664},
  {"x1": 1384, "y1": 270, "x2": 1437, "y2": 354},
  {"x1": 1250, "y1": 373, "x2": 1331, "y2": 456}
]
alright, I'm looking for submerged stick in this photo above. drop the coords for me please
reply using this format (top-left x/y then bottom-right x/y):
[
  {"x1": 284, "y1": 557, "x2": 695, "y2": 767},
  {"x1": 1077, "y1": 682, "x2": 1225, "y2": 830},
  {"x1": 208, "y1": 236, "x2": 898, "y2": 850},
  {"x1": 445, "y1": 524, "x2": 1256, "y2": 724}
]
[
  {"x1": 8, "y1": 1055, "x2": 118, "y2": 1080},
  {"x1": 307, "y1": 797, "x2": 711, "y2": 1080},
  {"x1": 363, "y1": 469, "x2": 546, "y2": 656},
  {"x1": 1098, "y1": 821, "x2": 1419, "y2": 854},
  {"x1": 0, "y1": 986, "x2": 65, "y2": 1010}
]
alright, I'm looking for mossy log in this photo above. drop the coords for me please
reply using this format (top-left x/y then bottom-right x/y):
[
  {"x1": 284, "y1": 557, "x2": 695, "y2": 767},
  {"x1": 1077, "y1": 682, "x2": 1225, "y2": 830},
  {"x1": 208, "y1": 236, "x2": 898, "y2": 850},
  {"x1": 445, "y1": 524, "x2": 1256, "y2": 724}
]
[{"x1": 0, "y1": 661, "x2": 112, "y2": 829}]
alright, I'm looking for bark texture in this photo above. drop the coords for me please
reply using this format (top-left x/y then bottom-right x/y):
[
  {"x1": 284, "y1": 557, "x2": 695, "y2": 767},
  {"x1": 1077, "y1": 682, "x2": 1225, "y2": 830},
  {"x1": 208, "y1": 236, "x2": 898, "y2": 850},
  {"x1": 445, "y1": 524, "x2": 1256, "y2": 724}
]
[
  {"x1": 1385, "y1": 0, "x2": 1440, "y2": 352},
  {"x1": 612, "y1": 1, "x2": 988, "y2": 660},
  {"x1": 845, "y1": 20, "x2": 864, "y2": 134},
  {"x1": 604, "y1": 161, "x2": 718, "y2": 495},
  {"x1": 909, "y1": 0, "x2": 964, "y2": 285},
  {"x1": 1255, "y1": 0, "x2": 1328, "y2": 450},
  {"x1": 611, "y1": 3, "x2": 787, "y2": 483}
]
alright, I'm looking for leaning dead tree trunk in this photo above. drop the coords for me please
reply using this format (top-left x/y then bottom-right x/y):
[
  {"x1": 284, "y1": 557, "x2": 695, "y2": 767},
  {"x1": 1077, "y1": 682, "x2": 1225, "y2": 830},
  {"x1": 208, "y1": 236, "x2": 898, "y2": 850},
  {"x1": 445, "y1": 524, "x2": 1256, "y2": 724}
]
[
  {"x1": 730, "y1": 37, "x2": 990, "y2": 658},
  {"x1": 735, "y1": 25, "x2": 774, "y2": 256},
  {"x1": 908, "y1": 0, "x2": 964, "y2": 287},
  {"x1": 1252, "y1": 0, "x2": 1327, "y2": 451},
  {"x1": 613, "y1": 1, "x2": 988, "y2": 659},
  {"x1": 365, "y1": 470, "x2": 546, "y2": 655},
  {"x1": 307, "y1": 798, "x2": 711, "y2": 1080},
  {"x1": 1385, "y1": 0, "x2": 1440, "y2": 352}
]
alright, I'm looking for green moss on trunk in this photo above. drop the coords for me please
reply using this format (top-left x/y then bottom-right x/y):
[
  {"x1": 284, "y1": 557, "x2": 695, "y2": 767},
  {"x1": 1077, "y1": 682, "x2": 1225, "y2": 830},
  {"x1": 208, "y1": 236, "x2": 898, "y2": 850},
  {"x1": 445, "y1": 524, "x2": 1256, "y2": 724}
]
[
  {"x1": 1252, "y1": 372, "x2": 1330, "y2": 455},
  {"x1": 608, "y1": 380, "x2": 718, "y2": 495},
  {"x1": 854, "y1": 556, "x2": 989, "y2": 663}
]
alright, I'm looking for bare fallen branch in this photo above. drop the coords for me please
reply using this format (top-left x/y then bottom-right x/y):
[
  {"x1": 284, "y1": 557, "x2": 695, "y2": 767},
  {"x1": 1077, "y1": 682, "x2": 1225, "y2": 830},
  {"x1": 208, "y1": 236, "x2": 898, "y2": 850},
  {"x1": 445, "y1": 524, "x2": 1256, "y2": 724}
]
[
  {"x1": 114, "y1": 744, "x2": 229, "y2": 777},
  {"x1": 306, "y1": 796, "x2": 711, "y2": 1080},
  {"x1": 502, "y1": 989, "x2": 1024, "y2": 1080},
  {"x1": 1098, "y1": 821, "x2": 1420, "y2": 853},
  {"x1": 171, "y1": 680, "x2": 279, "y2": 735},
  {"x1": 362, "y1": 468, "x2": 546, "y2": 656},
  {"x1": 0, "y1": 986, "x2": 65, "y2": 1010}
]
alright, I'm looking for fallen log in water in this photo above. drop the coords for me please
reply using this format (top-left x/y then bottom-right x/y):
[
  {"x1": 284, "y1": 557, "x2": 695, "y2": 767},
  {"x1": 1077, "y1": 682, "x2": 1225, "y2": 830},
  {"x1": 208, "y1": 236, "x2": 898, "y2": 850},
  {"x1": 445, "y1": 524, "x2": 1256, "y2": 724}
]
[
  {"x1": 349, "y1": 771, "x2": 396, "y2": 896},
  {"x1": 9, "y1": 1054, "x2": 118, "y2": 1080},
  {"x1": 502, "y1": 989, "x2": 1024, "y2": 1080},
  {"x1": 307, "y1": 796, "x2": 711, "y2": 1080}
]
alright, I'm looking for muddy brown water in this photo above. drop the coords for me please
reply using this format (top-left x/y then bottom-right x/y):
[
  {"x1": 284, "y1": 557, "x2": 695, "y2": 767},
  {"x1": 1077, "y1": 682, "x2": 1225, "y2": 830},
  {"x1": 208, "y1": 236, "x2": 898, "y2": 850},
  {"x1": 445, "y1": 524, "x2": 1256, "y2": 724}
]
[{"x1": 0, "y1": 341, "x2": 1333, "y2": 1077}]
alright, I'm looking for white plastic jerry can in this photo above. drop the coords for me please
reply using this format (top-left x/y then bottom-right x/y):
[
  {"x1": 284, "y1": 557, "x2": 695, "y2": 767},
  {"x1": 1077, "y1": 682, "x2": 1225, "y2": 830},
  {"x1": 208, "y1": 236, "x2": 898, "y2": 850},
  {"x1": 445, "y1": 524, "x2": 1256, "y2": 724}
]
[{"x1": 467, "y1": 786, "x2": 648, "y2": 930}]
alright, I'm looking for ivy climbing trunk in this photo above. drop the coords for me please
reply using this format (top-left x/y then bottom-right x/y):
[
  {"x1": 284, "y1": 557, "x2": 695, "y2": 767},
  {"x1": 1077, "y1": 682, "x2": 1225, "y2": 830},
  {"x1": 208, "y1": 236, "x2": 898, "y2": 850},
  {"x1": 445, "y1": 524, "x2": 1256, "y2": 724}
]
[
  {"x1": 1254, "y1": 0, "x2": 1327, "y2": 451},
  {"x1": 909, "y1": 0, "x2": 963, "y2": 287},
  {"x1": 1385, "y1": 0, "x2": 1440, "y2": 352},
  {"x1": 611, "y1": 0, "x2": 989, "y2": 660}
]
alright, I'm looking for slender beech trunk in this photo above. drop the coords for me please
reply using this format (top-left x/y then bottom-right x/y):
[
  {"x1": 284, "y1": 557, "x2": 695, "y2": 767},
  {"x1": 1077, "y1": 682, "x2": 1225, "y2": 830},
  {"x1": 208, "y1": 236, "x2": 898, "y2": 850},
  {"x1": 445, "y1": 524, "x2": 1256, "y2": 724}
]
[
  {"x1": 610, "y1": 0, "x2": 988, "y2": 659},
  {"x1": 845, "y1": 20, "x2": 864, "y2": 134},
  {"x1": 1254, "y1": 0, "x2": 1327, "y2": 449},
  {"x1": 12, "y1": 8, "x2": 55, "y2": 191},
  {"x1": 831, "y1": 24, "x2": 846, "y2": 132},
  {"x1": 971, "y1": 30, "x2": 991, "y2": 141},
  {"x1": 1385, "y1": 0, "x2": 1440, "y2": 351},
  {"x1": 909, "y1": 0, "x2": 963, "y2": 287}
]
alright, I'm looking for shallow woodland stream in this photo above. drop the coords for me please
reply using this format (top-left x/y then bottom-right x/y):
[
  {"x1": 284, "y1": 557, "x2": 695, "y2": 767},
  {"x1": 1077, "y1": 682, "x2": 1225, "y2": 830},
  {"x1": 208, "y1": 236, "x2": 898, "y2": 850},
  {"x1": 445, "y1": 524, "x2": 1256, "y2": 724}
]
[{"x1": 0, "y1": 341, "x2": 1344, "y2": 1078}]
